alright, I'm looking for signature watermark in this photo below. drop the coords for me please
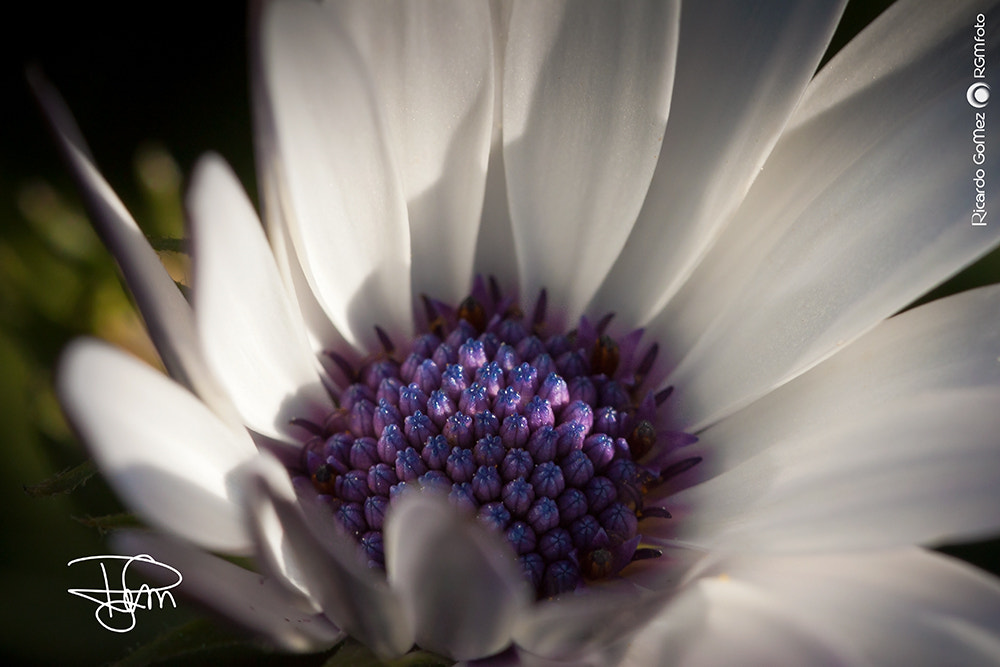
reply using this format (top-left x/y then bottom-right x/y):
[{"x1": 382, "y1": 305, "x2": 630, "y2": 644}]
[
  {"x1": 971, "y1": 12, "x2": 989, "y2": 226},
  {"x1": 67, "y1": 554, "x2": 182, "y2": 633}
]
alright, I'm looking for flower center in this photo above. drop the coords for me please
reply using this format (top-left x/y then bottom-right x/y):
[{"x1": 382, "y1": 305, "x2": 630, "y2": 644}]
[{"x1": 291, "y1": 277, "x2": 697, "y2": 599}]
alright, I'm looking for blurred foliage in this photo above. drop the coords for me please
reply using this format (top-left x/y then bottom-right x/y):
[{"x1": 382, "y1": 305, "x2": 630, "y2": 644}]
[{"x1": 1, "y1": 0, "x2": 998, "y2": 665}]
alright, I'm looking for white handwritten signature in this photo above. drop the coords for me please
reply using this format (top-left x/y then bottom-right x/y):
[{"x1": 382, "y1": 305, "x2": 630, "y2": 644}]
[{"x1": 67, "y1": 554, "x2": 182, "y2": 632}]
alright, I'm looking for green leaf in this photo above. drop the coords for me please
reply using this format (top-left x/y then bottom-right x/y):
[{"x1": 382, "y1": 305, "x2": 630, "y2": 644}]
[
  {"x1": 111, "y1": 618, "x2": 259, "y2": 667},
  {"x1": 23, "y1": 459, "x2": 96, "y2": 496},
  {"x1": 73, "y1": 512, "x2": 143, "y2": 534}
]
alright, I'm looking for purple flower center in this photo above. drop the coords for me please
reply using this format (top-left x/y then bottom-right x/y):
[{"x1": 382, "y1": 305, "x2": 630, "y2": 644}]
[{"x1": 292, "y1": 277, "x2": 697, "y2": 599}]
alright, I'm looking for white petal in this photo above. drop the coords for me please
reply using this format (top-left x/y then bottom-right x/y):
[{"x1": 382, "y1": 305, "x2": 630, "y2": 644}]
[
  {"x1": 385, "y1": 492, "x2": 531, "y2": 661},
  {"x1": 111, "y1": 530, "x2": 343, "y2": 652},
  {"x1": 240, "y1": 454, "x2": 415, "y2": 658},
  {"x1": 631, "y1": 549, "x2": 1000, "y2": 667},
  {"x1": 590, "y1": 1, "x2": 846, "y2": 324},
  {"x1": 324, "y1": 0, "x2": 495, "y2": 304},
  {"x1": 660, "y1": 389, "x2": 1000, "y2": 552},
  {"x1": 625, "y1": 576, "x2": 855, "y2": 666},
  {"x1": 57, "y1": 339, "x2": 256, "y2": 552},
  {"x1": 502, "y1": 0, "x2": 679, "y2": 324},
  {"x1": 188, "y1": 154, "x2": 333, "y2": 442},
  {"x1": 647, "y1": 0, "x2": 1000, "y2": 430},
  {"x1": 258, "y1": 0, "x2": 413, "y2": 348},
  {"x1": 29, "y1": 72, "x2": 237, "y2": 424}
]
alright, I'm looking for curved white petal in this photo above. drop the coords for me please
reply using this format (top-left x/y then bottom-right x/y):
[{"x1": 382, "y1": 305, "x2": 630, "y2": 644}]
[
  {"x1": 112, "y1": 530, "x2": 343, "y2": 652},
  {"x1": 57, "y1": 339, "x2": 256, "y2": 553},
  {"x1": 590, "y1": 1, "x2": 846, "y2": 324},
  {"x1": 502, "y1": 0, "x2": 679, "y2": 324},
  {"x1": 385, "y1": 492, "x2": 531, "y2": 661},
  {"x1": 659, "y1": 389, "x2": 1000, "y2": 552},
  {"x1": 240, "y1": 454, "x2": 415, "y2": 659},
  {"x1": 624, "y1": 576, "x2": 858, "y2": 666},
  {"x1": 647, "y1": 0, "x2": 1000, "y2": 430},
  {"x1": 258, "y1": 0, "x2": 413, "y2": 348},
  {"x1": 29, "y1": 72, "x2": 238, "y2": 424},
  {"x1": 324, "y1": 0, "x2": 495, "y2": 304},
  {"x1": 628, "y1": 549, "x2": 1000, "y2": 667},
  {"x1": 188, "y1": 154, "x2": 334, "y2": 442}
]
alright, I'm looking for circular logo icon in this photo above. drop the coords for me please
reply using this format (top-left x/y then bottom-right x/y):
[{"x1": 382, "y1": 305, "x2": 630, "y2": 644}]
[{"x1": 968, "y1": 82, "x2": 991, "y2": 108}]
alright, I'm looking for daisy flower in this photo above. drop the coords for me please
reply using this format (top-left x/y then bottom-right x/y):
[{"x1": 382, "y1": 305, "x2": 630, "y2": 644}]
[{"x1": 36, "y1": 0, "x2": 1000, "y2": 664}]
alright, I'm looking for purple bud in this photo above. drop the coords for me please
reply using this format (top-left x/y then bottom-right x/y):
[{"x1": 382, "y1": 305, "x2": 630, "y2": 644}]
[
  {"x1": 531, "y1": 353, "x2": 557, "y2": 381},
  {"x1": 538, "y1": 528, "x2": 573, "y2": 561},
  {"x1": 473, "y1": 410, "x2": 500, "y2": 439},
  {"x1": 360, "y1": 531, "x2": 384, "y2": 567},
  {"x1": 584, "y1": 476, "x2": 617, "y2": 514},
  {"x1": 376, "y1": 377, "x2": 403, "y2": 407},
  {"x1": 569, "y1": 514, "x2": 602, "y2": 550},
  {"x1": 557, "y1": 488, "x2": 588, "y2": 523},
  {"x1": 560, "y1": 401, "x2": 594, "y2": 432},
  {"x1": 377, "y1": 424, "x2": 406, "y2": 463},
  {"x1": 367, "y1": 462, "x2": 397, "y2": 496},
  {"x1": 478, "y1": 332, "x2": 500, "y2": 359},
  {"x1": 583, "y1": 434, "x2": 616, "y2": 471},
  {"x1": 441, "y1": 363, "x2": 467, "y2": 401},
  {"x1": 472, "y1": 465, "x2": 502, "y2": 502},
  {"x1": 398, "y1": 383, "x2": 428, "y2": 417},
  {"x1": 477, "y1": 502, "x2": 511, "y2": 532},
  {"x1": 413, "y1": 358, "x2": 442, "y2": 395},
  {"x1": 593, "y1": 406, "x2": 621, "y2": 437},
  {"x1": 446, "y1": 320, "x2": 478, "y2": 349},
  {"x1": 567, "y1": 376, "x2": 597, "y2": 405},
  {"x1": 400, "y1": 353, "x2": 423, "y2": 384},
  {"x1": 373, "y1": 398, "x2": 402, "y2": 436},
  {"x1": 420, "y1": 434, "x2": 451, "y2": 470},
  {"x1": 557, "y1": 351, "x2": 589, "y2": 378},
  {"x1": 474, "y1": 361, "x2": 505, "y2": 398},
  {"x1": 500, "y1": 414, "x2": 530, "y2": 448},
  {"x1": 349, "y1": 399, "x2": 375, "y2": 437},
  {"x1": 500, "y1": 448, "x2": 534, "y2": 482},
  {"x1": 458, "y1": 338, "x2": 488, "y2": 373},
  {"x1": 412, "y1": 333, "x2": 440, "y2": 358},
  {"x1": 526, "y1": 497, "x2": 560, "y2": 534},
  {"x1": 537, "y1": 373, "x2": 569, "y2": 411},
  {"x1": 363, "y1": 495, "x2": 389, "y2": 530},
  {"x1": 334, "y1": 501, "x2": 367, "y2": 536},
  {"x1": 446, "y1": 447, "x2": 476, "y2": 483},
  {"x1": 497, "y1": 317, "x2": 527, "y2": 345},
  {"x1": 395, "y1": 447, "x2": 427, "y2": 482},
  {"x1": 426, "y1": 390, "x2": 455, "y2": 427},
  {"x1": 432, "y1": 342, "x2": 457, "y2": 368},
  {"x1": 543, "y1": 560, "x2": 580, "y2": 596},
  {"x1": 418, "y1": 470, "x2": 451, "y2": 493},
  {"x1": 561, "y1": 450, "x2": 595, "y2": 487},
  {"x1": 526, "y1": 425, "x2": 558, "y2": 463},
  {"x1": 459, "y1": 383, "x2": 490, "y2": 415},
  {"x1": 531, "y1": 461, "x2": 566, "y2": 499},
  {"x1": 349, "y1": 437, "x2": 379, "y2": 471},
  {"x1": 508, "y1": 363, "x2": 539, "y2": 403},
  {"x1": 493, "y1": 386, "x2": 521, "y2": 420},
  {"x1": 502, "y1": 477, "x2": 535, "y2": 516},
  {"x1": 515, "y1": 335, "x2": 545, "y2": 361},
  {"x1": 524, "y1": 395, "x2": 555, "y2": 431},
  {"x1": 520, "y1": 553, "x2": 545, "y2": 590},
  {"x1": 555, "y1": 421, "x2": 588, "y2": 457},
  {"x1": 600, "y1": 502, "x2": 638, "y2": 543},
  {"x1": 494, "y1": 343, "x2": 520, "y2": 372},
  {"x1": 545, "y1": 334, "x2": 572, "y2": 358},
  {"x1": 599, "y1": 380, "x2": 630, "y2": 411},
  {"x1": 342, "y1": 384, "x2": 375, "y2": 412},
  {"x1": 404, "y1": 411, "x2": 438, "y2": 447},
  {"x1": 335, "y1": 470, "x2": 370, "y2": 503},
  {"x1": 443, "y1": 412, "x2": 474, "y2": 447},
  {"x1": 448, "y1": 482, "x2": 477, "y2": 513},
  {"x1": 361, "y1": 359, "x2": 399, "y2": 388},
  {"x1": 506, "y1": 521, "x2": 537, "y2": 555},
  {"x1": 473, "y1": 435, "x2": 505, "y2": 467}
]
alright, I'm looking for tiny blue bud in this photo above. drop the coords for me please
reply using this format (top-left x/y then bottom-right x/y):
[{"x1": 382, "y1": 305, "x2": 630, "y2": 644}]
[
  {"x1": 561, "y1": 450, "x2": 595, "y2": 487},
  {"x1": 506, "y1": 521, "x2": 537, "y2": 555},
  {"x1": 377, "y1": 423, "x2": 406, "y2": 463},
  {"x1": 473, "y1": 435, "x2": 505, "y2": 467},
  {"x1": 500, "y1": 448, "x2": 534, "y2": 482},
  {"x1": 398, "y1": 383, "x2": 428, "y2": 417},
  {"x1": 538, "y1": 527, "x2": 573, "y2": 561},
  {"x1": 420, "y1": 434, "x2": 451, "y2": 470},
  {"x1": 426, "y1": 389, "x2": 455, "y2": 427},
  {"x1": 500, "y1": 414, "x2": 530, "y2": 448},
  {"x1": 446, "y1": 447, "x2": 476, "y2": 483},
  {"x1": 363, "y1": 495, "x2": 389, "y2": 530},
  {"x1": 367, "y1": 462, "x2": 397, "y2": 496},
  {"x1": 556, "y1": 488, "x2": 588, "y2": 523},
  {"x1": 395, "y1": 447, "x2": 427, "y2": 482},
  {"x1": 443, "y1": 412, "x2": 474, "y2": 447},
  {"x1": 527, "y1": 497, "x2": 560, "y2": 534},
  {"x1": 501, "y1": 477, "x2": 535, "y2": 516},
  {"x1": 477, "y1": 501, "x2": 511, "y2": 532}
]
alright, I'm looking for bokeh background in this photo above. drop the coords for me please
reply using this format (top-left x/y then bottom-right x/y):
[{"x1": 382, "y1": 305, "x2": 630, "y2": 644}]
[{"x1": 1, "y1": 0, "x2": 997, "y2": 664}]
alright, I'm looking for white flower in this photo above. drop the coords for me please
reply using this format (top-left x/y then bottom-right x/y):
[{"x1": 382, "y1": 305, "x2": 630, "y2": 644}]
[{"x1": 38, "y1": 0, "x2": 1000, "y2": 664}]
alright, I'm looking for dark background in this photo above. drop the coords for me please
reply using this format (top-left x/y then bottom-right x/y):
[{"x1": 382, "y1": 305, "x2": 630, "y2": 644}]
[{"x1": 1, "y1": 1, "x2": 997, "y2": 665}]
